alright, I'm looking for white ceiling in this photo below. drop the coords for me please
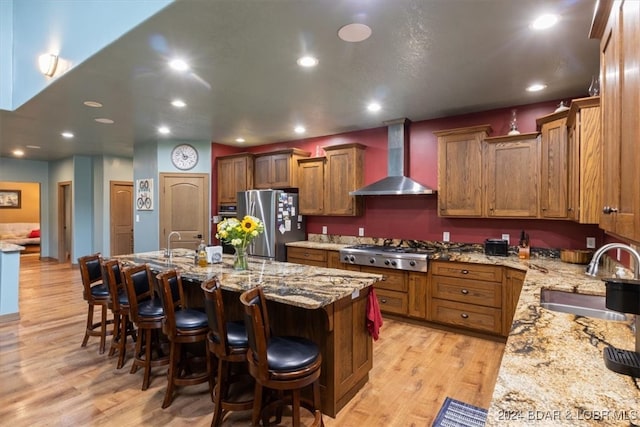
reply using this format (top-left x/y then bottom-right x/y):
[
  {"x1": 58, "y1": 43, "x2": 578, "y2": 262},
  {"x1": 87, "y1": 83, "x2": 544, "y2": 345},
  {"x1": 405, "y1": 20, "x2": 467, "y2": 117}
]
[{"x1": 0, "y1": 0, "x2": 601, "y2": 162}]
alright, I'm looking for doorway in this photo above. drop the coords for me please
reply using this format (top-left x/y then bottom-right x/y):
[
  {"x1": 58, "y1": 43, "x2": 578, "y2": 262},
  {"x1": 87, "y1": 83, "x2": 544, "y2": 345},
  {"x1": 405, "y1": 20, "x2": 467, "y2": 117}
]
[
  {"x1": 159, "y1": 173, "x2": 209, "y2": 252},
  {"x1": 57, "y1": 181, "x2": 72, "y2": 263},
  {"x1": 110, "y1": 181, "x2": 134, "y2": 256}
]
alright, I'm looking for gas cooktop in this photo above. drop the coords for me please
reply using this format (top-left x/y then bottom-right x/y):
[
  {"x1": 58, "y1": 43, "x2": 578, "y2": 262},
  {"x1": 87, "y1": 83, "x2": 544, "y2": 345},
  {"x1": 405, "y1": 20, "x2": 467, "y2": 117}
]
[{"x1": 339, "y1": 244, "x2": 434, "y2": 272}]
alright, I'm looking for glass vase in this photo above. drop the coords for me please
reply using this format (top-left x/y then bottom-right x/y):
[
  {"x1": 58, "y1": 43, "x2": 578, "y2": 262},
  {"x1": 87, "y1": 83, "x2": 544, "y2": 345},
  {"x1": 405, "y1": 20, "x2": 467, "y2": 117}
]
[{"x1": 233, "y1": 246, "x2": 249, "y2": 271}]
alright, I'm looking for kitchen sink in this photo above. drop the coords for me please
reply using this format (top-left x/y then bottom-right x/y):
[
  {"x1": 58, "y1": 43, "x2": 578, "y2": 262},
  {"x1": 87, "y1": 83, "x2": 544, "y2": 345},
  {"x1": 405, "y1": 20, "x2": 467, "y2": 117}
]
[{"x1": 539, "y1": 289, "x2": 628, "y2": 321}]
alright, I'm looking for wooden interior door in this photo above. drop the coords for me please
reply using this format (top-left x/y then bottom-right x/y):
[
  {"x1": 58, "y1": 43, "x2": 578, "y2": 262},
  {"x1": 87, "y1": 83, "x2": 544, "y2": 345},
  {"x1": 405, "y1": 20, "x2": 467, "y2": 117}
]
[
  {"x1": 159, "y1": 173, "x2": 209, "y2": 252},
  {"x1": 110, "y1": 181, "x2": 133, "y2": 256},
  {"x1": 57, "y1": 181, "x2": 72, "y2": 263}
]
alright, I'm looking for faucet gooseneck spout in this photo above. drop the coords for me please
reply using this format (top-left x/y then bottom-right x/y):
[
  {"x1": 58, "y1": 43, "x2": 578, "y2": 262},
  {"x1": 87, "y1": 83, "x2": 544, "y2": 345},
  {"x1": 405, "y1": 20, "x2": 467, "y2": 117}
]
[
  {"x1": 586, "y1": 243, "x2": 640, "y2": 279},
  {"x1": 166, "y1": 231, "x2": 182, "y2": 258}
]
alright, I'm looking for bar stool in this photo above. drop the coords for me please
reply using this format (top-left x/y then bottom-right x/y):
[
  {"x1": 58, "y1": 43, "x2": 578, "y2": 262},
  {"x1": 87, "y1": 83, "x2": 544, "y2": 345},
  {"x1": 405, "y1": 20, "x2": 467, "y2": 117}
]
[
  {"x1": 157, "y1": 269, "x2": 212, "y2": 408},
  {"x1": 202, "y1": 277, "x2": 254, "y2": 426},
  {"x1": 123, "y1": 264, "x2": 168, "y2": 390},
  {"x1": 78, "y1": 253, "x2": 113, "y2": 354},
  {"x1": 240, "y1": 286, "x2": 323, "y2": 427},
  {"x1": 101, "y1": 259, "x2": 137, "y2": 369}
]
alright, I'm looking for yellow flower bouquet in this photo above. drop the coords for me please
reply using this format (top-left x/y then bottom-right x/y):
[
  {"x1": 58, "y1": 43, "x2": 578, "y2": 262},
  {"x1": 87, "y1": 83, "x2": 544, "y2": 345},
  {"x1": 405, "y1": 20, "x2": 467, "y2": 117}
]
[{"x1": 215, "y1": 215, "x2": 264, "y2": 270}]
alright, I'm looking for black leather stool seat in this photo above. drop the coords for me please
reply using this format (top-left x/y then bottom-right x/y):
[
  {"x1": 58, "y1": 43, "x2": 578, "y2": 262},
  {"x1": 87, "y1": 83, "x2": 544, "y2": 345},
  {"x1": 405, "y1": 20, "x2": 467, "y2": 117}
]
[
  {"x1": 138, "y1": 299, "x2": 164, "y2": 318},
  {"x1": 175, "y1": 308, "x2": 208, "y2": 330},
  {"x1": 226, "y1": 321, "x2": 248, "y2": 347},
  {"x1": 266, "y1": 337, "x2": 319, "y2": 372},
  {"x1": 90, "y1": 283, "x2": 110, "y2": 298},
  {"x1": 117, "y1": 289, "x2": 129, "y2": 306}
]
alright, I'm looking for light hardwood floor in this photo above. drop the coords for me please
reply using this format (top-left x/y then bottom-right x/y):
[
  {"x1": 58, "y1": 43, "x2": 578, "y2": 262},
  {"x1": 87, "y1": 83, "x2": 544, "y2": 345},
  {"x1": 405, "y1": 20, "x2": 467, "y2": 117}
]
[{"x1": 0, "y1": 256, "x2": 505, "y2": 426}]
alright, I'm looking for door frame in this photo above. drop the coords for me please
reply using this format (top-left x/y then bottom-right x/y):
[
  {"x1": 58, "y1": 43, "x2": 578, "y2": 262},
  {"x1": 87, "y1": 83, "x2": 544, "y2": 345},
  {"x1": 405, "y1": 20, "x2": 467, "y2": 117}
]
[
  {"x1": 109, "y1": 180, "x2": 134, "y2": 256},
  {"x1": 57, "y1": 181, "x2": 72, "y2": 263}
]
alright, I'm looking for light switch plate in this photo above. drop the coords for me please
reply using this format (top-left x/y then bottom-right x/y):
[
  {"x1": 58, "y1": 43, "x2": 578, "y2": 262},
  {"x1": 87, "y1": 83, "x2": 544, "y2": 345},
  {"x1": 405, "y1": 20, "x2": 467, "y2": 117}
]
[
  {"x1": 442, "y1": 231, "x2": 450, "y2": 242},
  {"x1": 322, "y1": 226, "x2": 328, "y2": 235},
  {"x1": 586, "y1": 237, "x2": 596, "y2": 248},
  {"x1": 358, "y1": 227, "x2": 365, "y2": 237},
  {"x1": 502, "y1": 234, "x2": 510, "y2": 244}
]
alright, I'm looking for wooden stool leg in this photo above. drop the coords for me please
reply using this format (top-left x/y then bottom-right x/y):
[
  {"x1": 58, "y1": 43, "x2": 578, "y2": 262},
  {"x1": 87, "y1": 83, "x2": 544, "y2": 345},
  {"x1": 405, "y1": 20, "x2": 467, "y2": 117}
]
[
  {"x1": 81, "y1": 303, "x2": 94, "y2": 347},
  {"x1": 162, "y1": 342, "x2": 178, "y2": 408},
  {"x1": 292, "y1": 389, "x2": 301, "y2": 427},
  {"x1": 211, "y1": 358, "x2": 224, "y2": 426},
  {"x1": 130, "y1": 327, "x2": 143, "y2": 374},
  {"x1": 251, "y1": 382, "x2": 263, "y2": 426},
  {"x1": 109, "y1": 312, "x2": 121, "y2": 357},
  {"x1": 141, "y1": 328, "x2": 153, "y2": 390},
  {"x1": 99, "y1": 304, "x2": 108, "y2": 354},
  {"x1": 116, "y1": 314, "x2": 128, "y2": 369}
]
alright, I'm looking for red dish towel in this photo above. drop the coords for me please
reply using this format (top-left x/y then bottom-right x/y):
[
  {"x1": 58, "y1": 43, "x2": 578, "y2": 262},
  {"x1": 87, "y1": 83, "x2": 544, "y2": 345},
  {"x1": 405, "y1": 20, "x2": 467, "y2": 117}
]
[{"x1": 367, "y1": 287, "x2": 383, "y2": 341}]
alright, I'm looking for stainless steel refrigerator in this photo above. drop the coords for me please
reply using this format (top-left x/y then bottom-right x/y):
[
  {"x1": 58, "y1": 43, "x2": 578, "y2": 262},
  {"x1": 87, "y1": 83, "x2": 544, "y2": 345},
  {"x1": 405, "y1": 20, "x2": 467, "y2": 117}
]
[{"x1": 237, "y1": 189, "x2": 306, "y2": 261}]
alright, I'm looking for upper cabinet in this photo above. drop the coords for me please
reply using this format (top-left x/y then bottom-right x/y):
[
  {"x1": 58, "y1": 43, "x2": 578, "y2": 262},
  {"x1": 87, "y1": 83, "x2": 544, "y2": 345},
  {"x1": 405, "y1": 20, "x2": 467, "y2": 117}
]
[
  {"x1": 297, "y1": 143, "x2": 365, "y2": 216},
  {"x1": 566, "y1": 97, "x2": 602, "y2": 224},
  {"x1": 484, "y1": 133, "x2": 540, "y2": 218},
  {"x1": 435, "y1": 125, "x2": 492, "y2": 217},
  {"x1": 592, "y1": 0, "x2": 640, "y2": 242},
  {"x1": 254, "y1": 148, "x2": 310, "y2": 189},
  {"x1": 536, "y1": 110, "x2": 569, "y2": 219},
  {"x1": 217, "y1": 153, "x2": 254, "y2": 206}
]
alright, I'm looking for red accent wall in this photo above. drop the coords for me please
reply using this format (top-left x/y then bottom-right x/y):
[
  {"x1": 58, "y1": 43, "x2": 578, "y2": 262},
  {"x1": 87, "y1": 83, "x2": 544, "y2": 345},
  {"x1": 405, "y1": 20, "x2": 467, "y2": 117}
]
[{"x1": 212, "y1": 98, "x2": 605, "y2": 249}]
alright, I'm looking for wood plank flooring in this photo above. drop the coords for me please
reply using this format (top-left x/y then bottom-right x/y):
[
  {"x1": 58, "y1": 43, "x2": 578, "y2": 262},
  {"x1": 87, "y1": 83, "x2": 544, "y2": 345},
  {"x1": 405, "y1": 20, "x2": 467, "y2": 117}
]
[{"x1": 0, "y1": 256, "x2": 505, "y2": 426}]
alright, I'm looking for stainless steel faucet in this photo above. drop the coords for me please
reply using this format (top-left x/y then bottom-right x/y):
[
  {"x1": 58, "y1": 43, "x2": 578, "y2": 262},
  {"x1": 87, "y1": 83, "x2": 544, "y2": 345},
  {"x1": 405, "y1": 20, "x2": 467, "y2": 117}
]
[
  {"x1": 165, "y1": 231, "x2": 181, "y2": 258},
  {"x1": 586, "y1": 242, "x2": 640, "y2": 353},
  {"x1": 586, "y1": 243, "x2": 640, "y2": 279}
]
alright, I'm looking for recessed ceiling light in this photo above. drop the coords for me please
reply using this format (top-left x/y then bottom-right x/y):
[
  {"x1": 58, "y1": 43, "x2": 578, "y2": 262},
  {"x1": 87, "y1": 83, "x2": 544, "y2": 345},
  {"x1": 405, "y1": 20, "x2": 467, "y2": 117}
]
[
  {"x1": 13, "y1": 149, "x2": 24, "y2": 157},
  {"x1": 169, "y1": 59, "x2": 189, "y2": 72},
  {"x1": 171, "y1": 99, "x2": 186, "y2": 108},
  {"x1": 531, "y1": 14, "x2": 559, "y2": 30},
  {"x1": 526, "y1": 83, "x2": 547, "y2": 92},
  {"x1": 294, "y1": 125, "x2": 306, "y2": 134},
  {"x1": 94, "y1": 118, "x2": 115, "y2": 124},
  {"x1": 61, "y1": 131, "x2": 74, "y2": 138},
  {"x1": 158, "y1": 126, "x2": 171, "y2": 135},
  {"x1": 26, "y1": 145, "x2": 41, "y2": 149},
  {"x1": 235, "y1": 137, "x2": 245, "y2": 143},
  {"x1": 297, "y1": 56, "x2": 318, "y2": 67},
  {"x1": 338, "y1": 23, "x2": 372, "y2": 42},
  {"x1": 83, "y1": 100, "x2": 103, "y2": 108},
  {"x1": 367, "y1": 102, "x2": 381, "y2": 112}
]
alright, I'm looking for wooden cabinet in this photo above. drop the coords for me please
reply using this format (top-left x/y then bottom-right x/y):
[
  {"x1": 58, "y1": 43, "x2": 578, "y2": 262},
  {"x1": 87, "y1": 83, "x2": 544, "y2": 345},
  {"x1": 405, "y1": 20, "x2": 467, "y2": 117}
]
[
  {"x1": 503, "y1": 268, "x2": 526, "y2": 335},
  {"x1": 566, "y1": 97, "x2": 602, "y2": 224},
  {"x1": 537, "y1": 111, "x2": 569, "y2": 219},
  {"x1": 592, "y1": 0, "x2": 640, "y2": 242},
  {"x1": 254, "y1": 148, "x2": 310, "y2": 189},
  {"x1": 287, "y1": 246, "x2": 327, "y2": 267},
  {"x1": 297, "y1": 143, "x2": 365, "y2": 216},
  {"x1": 297, "y1": 157, "x2": 325, "y2": 215},
  {"x1": 484, "y1": 133, "x2": 540, "y2": 218},
  {"x1": 361, "y1": 266, "x2": 408, "y2": 315},
  {"x1": 408, "y1": 272, "x2": 427, "y2": 319},
  {"x1": 429, "y1": 261, "x2": 504, "y2": 336},
  {"x1": 217, "y1": 153, "x2": 254, "y2": 205},
  {"x1": 435, "y1": 125, "x2": 492, "y2": 217}
]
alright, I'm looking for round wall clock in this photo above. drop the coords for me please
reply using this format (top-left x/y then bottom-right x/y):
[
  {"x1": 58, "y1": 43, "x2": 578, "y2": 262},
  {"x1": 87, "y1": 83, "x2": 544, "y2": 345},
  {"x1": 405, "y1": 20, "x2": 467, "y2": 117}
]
[{"x1": 171, "y1": 144, "x2": 199, "y2": 170}]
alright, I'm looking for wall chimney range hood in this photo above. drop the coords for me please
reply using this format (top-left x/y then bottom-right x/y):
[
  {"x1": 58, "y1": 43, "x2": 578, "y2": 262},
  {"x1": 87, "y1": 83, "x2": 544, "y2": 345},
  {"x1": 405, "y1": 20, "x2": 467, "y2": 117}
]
[{"x1": 350, "y1": 118, "x2": 436, "y2": 196}]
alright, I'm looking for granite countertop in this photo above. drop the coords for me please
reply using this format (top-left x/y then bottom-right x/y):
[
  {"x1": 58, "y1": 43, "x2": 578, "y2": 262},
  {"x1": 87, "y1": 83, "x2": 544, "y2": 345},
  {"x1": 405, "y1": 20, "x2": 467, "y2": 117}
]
[
  {"x1": 287, "y1": 239, "x2": 640, "y2": 426},
  {"x1": 0, "y1": 242, "x2": 25, "y2": 252},
  {"x1": 115, "y1": 249, "x2": 382, "y2": 310}
]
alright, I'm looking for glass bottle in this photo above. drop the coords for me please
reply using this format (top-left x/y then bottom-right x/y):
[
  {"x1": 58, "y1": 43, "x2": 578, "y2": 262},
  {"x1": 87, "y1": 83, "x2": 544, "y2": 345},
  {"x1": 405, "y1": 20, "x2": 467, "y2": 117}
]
[
  {"x1": 588, "y1": 75, "x2": 600, "y2": 97},
  {"x1": 198, "y1": 239, "x2": 208, "y2": 267}
]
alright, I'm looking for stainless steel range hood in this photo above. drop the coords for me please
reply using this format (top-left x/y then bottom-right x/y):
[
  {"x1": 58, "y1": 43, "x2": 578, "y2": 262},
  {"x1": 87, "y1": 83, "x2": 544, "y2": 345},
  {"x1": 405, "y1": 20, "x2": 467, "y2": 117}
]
[{"x1": 350, "y1": 118, "x2": 436, "y2": 196}]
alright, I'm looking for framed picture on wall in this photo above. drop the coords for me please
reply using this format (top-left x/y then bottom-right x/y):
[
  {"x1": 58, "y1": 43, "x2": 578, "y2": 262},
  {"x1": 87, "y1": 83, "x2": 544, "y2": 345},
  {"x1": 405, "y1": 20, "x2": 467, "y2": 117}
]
[
  {"x1": 0, "y1": 190, "x2": 21, "y2": 208},
  {"x1": 136, "y1": 179, "x2": 153, "y2": 211}
]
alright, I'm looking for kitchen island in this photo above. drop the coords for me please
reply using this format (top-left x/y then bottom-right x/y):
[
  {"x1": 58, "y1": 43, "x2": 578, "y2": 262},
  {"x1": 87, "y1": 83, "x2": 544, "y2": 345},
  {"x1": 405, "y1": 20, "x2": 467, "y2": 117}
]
[{"x1": 116, "y1": 249, "x2": 383, "y2": 417}]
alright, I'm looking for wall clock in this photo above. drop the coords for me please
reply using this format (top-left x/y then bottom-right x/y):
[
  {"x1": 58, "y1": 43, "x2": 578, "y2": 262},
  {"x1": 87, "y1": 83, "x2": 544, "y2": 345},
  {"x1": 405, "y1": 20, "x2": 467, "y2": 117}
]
[{"x1": 171, "y1": 144, "x2": 199, "y2": 170}]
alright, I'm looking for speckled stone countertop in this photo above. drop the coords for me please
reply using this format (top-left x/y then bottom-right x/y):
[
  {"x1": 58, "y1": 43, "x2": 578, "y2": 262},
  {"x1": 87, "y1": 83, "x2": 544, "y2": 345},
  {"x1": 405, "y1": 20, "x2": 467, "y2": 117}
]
[
  {"x1": 288, "y1": 237, "x2": 640, "y2": 426},
  {"x1": 115, "y1": 249, "x2": 382, "y2": 310},
  {"x1": 0, "y1": 242, "x2": 24, "y2": 252}
]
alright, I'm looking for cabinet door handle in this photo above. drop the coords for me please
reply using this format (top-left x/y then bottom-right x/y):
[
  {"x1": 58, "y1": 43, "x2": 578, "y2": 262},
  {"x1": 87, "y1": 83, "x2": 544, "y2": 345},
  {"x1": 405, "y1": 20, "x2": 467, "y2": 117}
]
[
  {"x1": 602, "y1": 206, "x2": 618, "y2": 214},
  {"x1": 461, "y1": 269, "x2": 469, "y2": 274},
  {"x1": 381, "y1": 299, "x2": 387, "y2": 304},
  {"x1": 460, "y1": 313, "x2": 469, "y2": 319},
  {"x1": 461, "y1": 289, "x2": 469, "y2": 295}
]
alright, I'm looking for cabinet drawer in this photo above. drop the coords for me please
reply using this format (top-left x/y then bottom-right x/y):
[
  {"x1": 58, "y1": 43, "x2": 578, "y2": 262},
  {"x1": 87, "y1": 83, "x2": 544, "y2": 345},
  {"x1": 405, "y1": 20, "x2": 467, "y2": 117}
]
[
  {"x1": 287, "y1": 247, "x2": 327, "y2": 263},
  {"x1": 360, "y1": 266, "x2": 407, "y2": 292},
  {"x1": 431, "y1": 298, "x2": 502, "y2": 334},
  {"x1": 430, "y1": 261, "x2": 503, "y2": 282},
  {"x1": 431, "y1": 275, "x2": 502, "y2": 308},
  {"x1": 375, "y1": 288, "x2": 408, "y2": 315}
]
